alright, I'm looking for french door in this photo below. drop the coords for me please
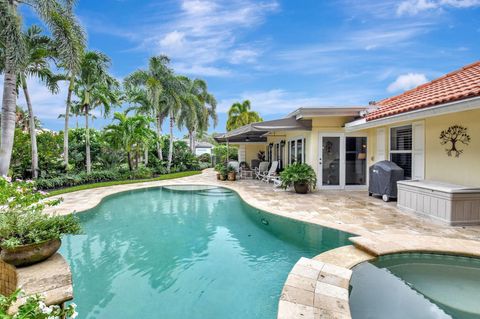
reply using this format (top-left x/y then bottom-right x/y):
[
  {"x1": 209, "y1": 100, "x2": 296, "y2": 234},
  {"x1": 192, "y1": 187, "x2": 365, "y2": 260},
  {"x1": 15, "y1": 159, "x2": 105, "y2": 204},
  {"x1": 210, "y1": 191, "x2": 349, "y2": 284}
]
[
  {"x1": 318, "y1": 133, "x2": 368, "y2": 189},
  {"x1": 318, "y1": 134, "x2": 345, "y2": 189}
]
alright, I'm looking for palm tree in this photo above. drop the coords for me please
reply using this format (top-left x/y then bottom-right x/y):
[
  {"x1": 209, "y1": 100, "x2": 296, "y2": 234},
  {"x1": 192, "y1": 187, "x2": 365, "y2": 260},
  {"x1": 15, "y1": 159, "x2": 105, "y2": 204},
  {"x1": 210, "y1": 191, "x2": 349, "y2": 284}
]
[
  {"x1": 124, "y1": 56, "x2": 172, "y2": 163},
  {"x1": 226, "y1": 100, "x2": 262, "y2": 131},
  {"x1": 17, "y1": 26, "x2": 59, "y2": 179},
  {"x1": 104, "y1": 112, "x2": 154, "y2": 171},
  {"x1": 0, "y1": 0, "x2": 84, "y2": 177},
  {"x1": 125, "y1": 56, "x2": 185, "y2": 172},
  {"x1": 177, "y1": 76, "x2": 217, "y2": 153},
  {"x1": 74, "y1": 51, "x2": 120, "y2": 173}
]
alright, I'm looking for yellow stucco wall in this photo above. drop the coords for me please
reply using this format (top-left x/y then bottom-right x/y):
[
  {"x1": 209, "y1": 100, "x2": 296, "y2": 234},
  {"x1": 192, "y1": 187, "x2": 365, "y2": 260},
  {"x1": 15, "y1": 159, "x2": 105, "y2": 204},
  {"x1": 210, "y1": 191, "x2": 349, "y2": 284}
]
[
  {"x1": 364, "y1": 108, "x2": 480, "y2": 186},
  {"x1": 244, "y1": 144, "x2": 266, "y2": 165},
  {"x1": 424, "y1": 109, "x2": 480, "y2": 186}
]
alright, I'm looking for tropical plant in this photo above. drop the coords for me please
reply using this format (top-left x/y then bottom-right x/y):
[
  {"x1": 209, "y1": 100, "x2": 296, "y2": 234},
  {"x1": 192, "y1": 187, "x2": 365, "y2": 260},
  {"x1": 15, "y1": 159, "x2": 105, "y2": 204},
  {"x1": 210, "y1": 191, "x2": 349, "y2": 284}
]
[
  {"x1": 279, "y1": 163, "x2": 317, "y2": 193},
  {"x1": 0, "y1": 289, "x2": 78, "y2": 319},
  {"x1": 212, "y1": 145, "x2": 238, "y2": 162},
  {"x1": 177, "y1": 76, "x2": 217, "y2": 153},
  {"x1": 74, "y1": 51, "x2": 120, "y2": 173},
  {"x1": 0, "y1": 0, "x2": 84, "y2": 177},
  {"x1": 125, "y1": 56, "x2": 171, "y2": 162},
  {"x1": 226, "y1": 100, "x2": 262, "y2": 131},
  {"x1": 104, "y1": 112, "x2": 155, "y2": 171},
  {"x1": 14, "y1": 26, "x2": 59, "y2": 179},
  {"x1": 0, "y1": 177, "x2": 81, "y2": 249}
]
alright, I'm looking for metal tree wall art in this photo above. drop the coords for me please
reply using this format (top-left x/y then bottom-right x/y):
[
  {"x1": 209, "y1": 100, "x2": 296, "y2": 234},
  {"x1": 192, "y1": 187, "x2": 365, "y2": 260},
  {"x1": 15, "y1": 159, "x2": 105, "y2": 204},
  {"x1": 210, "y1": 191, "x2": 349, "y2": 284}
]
[{"x1": 439, "y1": 125, "x2": 471, "y2": 157}]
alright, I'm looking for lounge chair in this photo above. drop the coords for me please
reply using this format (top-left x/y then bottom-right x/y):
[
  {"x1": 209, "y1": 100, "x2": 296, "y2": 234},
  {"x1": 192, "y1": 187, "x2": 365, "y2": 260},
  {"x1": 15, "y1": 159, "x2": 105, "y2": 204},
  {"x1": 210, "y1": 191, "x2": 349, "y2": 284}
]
[
  {"x1": 261, "y1": 161, "x2": 278, "y2": 183},
  {"x1": 254, "y1": 161, "x2": 269, "y2": 179}
]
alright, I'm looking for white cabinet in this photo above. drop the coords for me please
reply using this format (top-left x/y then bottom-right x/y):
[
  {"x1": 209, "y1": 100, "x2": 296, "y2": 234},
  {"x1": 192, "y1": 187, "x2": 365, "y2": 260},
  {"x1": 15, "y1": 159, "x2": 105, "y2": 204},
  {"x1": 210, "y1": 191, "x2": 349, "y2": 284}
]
[{"x1": 397, "y1": 180, "x2": 480, "y2": 225}]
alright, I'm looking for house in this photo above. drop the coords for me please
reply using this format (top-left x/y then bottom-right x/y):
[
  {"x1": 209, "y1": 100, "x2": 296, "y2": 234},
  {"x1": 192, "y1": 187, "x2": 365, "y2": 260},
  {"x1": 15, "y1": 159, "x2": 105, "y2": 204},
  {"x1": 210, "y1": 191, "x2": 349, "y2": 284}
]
[
  {"x1": 215, "y1": 61, "x2": 480, "y2": 189},
  {"x1": 182, "y1": 139, "x2": 214, "y2": 156}
]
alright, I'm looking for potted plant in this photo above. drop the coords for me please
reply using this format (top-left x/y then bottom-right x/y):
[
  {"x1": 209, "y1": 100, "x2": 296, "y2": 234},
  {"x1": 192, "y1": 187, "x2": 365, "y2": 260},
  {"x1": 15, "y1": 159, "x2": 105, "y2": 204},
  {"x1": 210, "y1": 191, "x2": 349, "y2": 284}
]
[
  {"x1": 0, "y1": 177, "x2": 81, "y2": 267},
  {"x1": 227, "y1": 165, "x2": 237, "y2": 181},
  {"x1": 214, "y1": 163, "x2": 224, "y2": 180},
  {"x1": 279, "y1": 163, "x2": 317, "y2": 194},
  {"x1": 219, "y1": 165, "x2": 227, "y2": 181}
]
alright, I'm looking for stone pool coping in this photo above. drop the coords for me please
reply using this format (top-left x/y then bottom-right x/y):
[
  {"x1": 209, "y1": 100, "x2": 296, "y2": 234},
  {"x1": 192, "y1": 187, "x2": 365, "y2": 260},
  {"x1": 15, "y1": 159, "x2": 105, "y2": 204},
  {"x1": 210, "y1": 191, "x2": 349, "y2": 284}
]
[{"x1": 278, "y1": 234, "x2": 480, "y2": 319}]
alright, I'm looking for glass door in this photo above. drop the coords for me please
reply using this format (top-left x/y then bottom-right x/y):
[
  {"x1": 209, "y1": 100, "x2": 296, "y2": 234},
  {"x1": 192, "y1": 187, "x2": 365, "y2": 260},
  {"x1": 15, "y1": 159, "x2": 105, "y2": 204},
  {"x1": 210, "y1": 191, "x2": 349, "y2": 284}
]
[{"x1": 318, "y1": 134, "x2": 345, "y2": 189}]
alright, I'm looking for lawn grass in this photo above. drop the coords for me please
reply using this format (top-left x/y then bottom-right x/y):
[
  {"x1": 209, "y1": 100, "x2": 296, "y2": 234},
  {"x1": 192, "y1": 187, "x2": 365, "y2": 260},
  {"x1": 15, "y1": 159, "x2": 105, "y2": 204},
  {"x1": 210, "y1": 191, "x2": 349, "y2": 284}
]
[{"x1": 47, "y1": 171, "x2": 202, "y2": 197}]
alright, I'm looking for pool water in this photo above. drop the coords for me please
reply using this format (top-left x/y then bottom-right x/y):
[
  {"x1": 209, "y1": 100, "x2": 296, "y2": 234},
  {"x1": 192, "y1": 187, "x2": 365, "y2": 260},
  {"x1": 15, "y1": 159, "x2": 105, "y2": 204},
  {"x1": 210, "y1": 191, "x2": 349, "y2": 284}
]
[
  {"x1": 60, "y1": 186, "x2": 351, "y2": 318},
  {"x1": 349, "y1": 253, "x2": 480, "y2": 319}
]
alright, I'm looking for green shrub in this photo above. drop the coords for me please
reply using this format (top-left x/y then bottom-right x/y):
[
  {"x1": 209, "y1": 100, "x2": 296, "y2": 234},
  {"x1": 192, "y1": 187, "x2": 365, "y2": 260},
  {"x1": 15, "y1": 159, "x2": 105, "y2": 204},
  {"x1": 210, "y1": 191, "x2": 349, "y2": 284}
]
[
  {"x1": 279, "y1": 163, "x2": 317, "y2": 192},
  {"x1": 0, "y1": 289, "x2": 78, "y2": 318},
  {"x1": 197, "y1": 153, "x2": 211, "y2": 163},
  {"x1": 0, "y1": 177, "x2": 81, "y2": 249}
]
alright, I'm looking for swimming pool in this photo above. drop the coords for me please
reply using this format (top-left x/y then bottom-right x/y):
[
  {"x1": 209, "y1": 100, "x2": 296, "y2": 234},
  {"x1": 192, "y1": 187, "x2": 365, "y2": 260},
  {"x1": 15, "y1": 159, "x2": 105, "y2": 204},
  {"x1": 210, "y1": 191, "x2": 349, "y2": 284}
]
[
  {"x1": 60, "y1": 186, "x2": 351, "y2": 318},
  {"x1": 349, "y1": 253, "x2": 480, "y2": 319}
]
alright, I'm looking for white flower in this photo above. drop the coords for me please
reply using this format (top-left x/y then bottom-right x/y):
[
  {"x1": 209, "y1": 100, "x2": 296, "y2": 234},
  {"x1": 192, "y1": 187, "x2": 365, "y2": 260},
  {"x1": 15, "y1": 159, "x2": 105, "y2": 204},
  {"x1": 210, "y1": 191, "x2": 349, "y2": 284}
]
[
  {"x1": 71, "y1": 311, "x2": 78, "y2": 318},
  {"x1": 71, "y1": 303, "x2": 77, "y2": 309}
]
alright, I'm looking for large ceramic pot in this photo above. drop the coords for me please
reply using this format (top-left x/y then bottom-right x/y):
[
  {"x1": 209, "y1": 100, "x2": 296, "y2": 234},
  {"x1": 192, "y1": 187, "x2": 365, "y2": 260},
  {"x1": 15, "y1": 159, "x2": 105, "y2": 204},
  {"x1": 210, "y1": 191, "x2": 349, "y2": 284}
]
[
  {"x1": 216, "y1": 173, "x2": 221, "y2": 180},
  {"x1": 227, "y1": 172, "x2": 236, "y2": 181},
  {"x1": 219, "y1": 174, "x2": 226, "y2": 181},
  {"x1": 293, "y1": 182, "x2": 309, "y2": 194},
  {"x1": 1, "y1": 239, "x2": 61, "y2": 267}
]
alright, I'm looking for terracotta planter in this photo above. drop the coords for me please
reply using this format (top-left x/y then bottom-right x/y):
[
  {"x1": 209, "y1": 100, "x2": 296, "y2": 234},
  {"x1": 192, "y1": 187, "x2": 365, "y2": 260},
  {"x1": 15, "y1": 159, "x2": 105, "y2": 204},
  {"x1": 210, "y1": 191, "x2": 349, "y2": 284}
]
[
  {"x1": 1, "y1": 239, "x2": 61, "y2": 267},
  {"x1": 293, "y1": 182, "x2": 309, "y2": 194},
  {"x1": 216, "y1": 173, "x2": 221, "y2": 180},
  {"x1": 227, "y1": 172, "x2": 236, "y2": 181},
  {"x1": 219, "y1": 174, "x2": 226, "y2": 181}
]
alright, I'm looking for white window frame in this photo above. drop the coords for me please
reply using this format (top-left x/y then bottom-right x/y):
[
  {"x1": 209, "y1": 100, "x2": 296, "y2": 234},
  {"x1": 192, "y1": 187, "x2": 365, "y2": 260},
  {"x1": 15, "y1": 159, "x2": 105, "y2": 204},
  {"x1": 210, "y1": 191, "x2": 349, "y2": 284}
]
[
  {"x1": 287, "y1": 136, "x2": 306, "y2": 164},
  {"x1": 389, "y1": 124, "x2": 413, "y2": 179}
]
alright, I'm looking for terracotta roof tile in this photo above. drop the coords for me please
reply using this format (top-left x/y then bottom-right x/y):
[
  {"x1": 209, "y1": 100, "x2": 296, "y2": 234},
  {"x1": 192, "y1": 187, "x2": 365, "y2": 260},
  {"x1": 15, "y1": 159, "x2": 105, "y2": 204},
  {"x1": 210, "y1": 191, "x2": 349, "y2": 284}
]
[{"x1": 366, "y1": 61, "x2": 480, "y2": 121}]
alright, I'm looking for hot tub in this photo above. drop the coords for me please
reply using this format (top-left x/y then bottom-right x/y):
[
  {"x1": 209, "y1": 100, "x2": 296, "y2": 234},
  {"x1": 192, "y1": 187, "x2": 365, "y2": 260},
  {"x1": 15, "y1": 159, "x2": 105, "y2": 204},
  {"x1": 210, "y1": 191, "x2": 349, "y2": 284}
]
[
  {"x1": 349, "y1": 253, "x2": 480, "y2": 319},
  {"x1": 397, "y1": 180, "x2": 480, "y2": 225}
]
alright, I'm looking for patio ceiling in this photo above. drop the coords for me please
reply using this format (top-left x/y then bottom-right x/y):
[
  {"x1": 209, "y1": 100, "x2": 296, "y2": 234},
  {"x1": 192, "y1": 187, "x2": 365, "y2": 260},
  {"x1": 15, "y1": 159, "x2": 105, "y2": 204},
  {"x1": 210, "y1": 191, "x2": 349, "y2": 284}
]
[{"x1": 214, "y1": 117, "x2": 312, "y2": 143}]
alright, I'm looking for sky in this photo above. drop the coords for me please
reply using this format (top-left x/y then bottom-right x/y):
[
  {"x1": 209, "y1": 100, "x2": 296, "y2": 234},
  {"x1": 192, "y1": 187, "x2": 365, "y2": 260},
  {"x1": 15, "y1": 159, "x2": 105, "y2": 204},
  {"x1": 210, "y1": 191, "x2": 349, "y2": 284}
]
[{"x1": 14, "y1": 0, "x2": 480, "y2": 136}]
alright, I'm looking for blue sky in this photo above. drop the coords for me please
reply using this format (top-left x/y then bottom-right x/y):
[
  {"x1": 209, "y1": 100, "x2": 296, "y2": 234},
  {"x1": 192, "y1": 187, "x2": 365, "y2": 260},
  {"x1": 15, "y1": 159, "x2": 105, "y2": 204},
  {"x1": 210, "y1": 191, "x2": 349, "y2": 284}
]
[{"x1": 17, "y1": 0, "x2": 480, "y2": 136}]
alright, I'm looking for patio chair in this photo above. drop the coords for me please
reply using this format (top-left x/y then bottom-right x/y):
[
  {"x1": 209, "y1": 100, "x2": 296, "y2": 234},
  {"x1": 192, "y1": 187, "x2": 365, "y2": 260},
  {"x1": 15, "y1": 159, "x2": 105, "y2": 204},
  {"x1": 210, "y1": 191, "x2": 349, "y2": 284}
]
[
  {"x1": 254, "y1": 161, "x2": 269, "y2": 179},
  {"x1": 260, "y1": 161, "x2": 278, "y2": 183}
]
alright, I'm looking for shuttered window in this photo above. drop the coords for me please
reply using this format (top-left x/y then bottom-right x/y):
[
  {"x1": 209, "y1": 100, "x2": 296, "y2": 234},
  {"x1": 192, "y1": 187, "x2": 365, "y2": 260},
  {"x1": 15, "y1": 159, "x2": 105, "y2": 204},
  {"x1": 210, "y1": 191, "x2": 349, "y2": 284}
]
[{"x1": 390, "y1": 125, "x2": 412, "y2": 179}]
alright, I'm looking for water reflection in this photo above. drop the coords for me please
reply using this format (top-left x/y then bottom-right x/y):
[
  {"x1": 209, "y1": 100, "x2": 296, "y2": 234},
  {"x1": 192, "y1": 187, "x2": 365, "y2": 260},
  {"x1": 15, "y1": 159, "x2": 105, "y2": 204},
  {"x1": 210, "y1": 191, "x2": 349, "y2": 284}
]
[{"x1": 61, "y1": 187, "x2": 351, "y2": 319}]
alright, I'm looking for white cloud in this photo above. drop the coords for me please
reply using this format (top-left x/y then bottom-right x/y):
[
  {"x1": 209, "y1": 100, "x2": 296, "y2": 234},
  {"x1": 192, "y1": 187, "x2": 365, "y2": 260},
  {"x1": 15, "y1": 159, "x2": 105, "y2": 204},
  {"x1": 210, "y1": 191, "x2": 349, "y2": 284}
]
[
  {"x1": 217, "y1": 89, "x2": 369, "y2": 115},
  {"x1": 387, "y1": 73, "x2": 428, "y2": 92},
  {"x1": 229, "y1": 49, "x2": 259, "y2": 64},
  {"x1": 137, "y1": 0, "x2": 279, "y2": 77},
  {"x1": 397, "y1": 0, "x2": 480, "y2": 15}
]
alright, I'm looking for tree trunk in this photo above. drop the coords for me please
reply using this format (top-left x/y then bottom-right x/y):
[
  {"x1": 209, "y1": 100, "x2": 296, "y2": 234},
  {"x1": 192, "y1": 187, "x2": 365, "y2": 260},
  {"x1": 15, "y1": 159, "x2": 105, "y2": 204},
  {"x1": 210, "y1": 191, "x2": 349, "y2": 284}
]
[
  {"x1": 0, "y1": 65, "x2": 18, "y2": 176},
  {"x1": 144, "y1": 148, "x2": 149, "y2": 166},
  {"x1": 23, "y1": 82, "x2": 39, "y2": 179},
  {"x1": 127, "y1": 152, "x2": 133, "y2": 171},
  {"x1": 63, "y1": 76, "x2": 74, "y2": 169},
  {"x1": 189, "y1": 130, "x2": 194, "y2": 153},
  {"x1": 135, "y1": 150, "x2": 139, "y2": 169},
  {"x1": 167, "y1": 114, "x2": 174, "y2": 173},
  {"x1": 192, "y1": 129, "x2": 196, "y2": 154},
  {"x1": 85, "y1": 108, "x2": 91, "y2": 174},
  {"x1": 156, "y1": 114, "x2": 163, "y2": 161}
]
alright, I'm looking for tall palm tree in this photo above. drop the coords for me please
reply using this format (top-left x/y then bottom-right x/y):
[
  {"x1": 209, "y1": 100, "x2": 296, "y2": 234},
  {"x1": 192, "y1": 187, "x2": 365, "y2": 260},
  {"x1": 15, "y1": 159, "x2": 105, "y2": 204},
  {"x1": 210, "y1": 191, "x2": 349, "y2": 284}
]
[
  {"x1": 74, "y1": 51, "x2": 120, "y2": 173},
  {"x1": 125, "y1": 56, "x2": 185, "y2": 172},
  {"x1": 226, "y1": 100, "x2": 262, "y2": 131},
  {"x1": 0, "y1": 0, "x2": 84, "y2": 176},
  {"x1": 17, "y1": 26, "x2": 59, "y2": 179},
  {"x1": 177, "y1": 76, "x2": 217, "y2": 153},
  {"x1": 124, "y1": 56, "x2": 172, "y2": 162},
  {"x1": 104, "y1": 112, "x2": 154, "y2": 171}
]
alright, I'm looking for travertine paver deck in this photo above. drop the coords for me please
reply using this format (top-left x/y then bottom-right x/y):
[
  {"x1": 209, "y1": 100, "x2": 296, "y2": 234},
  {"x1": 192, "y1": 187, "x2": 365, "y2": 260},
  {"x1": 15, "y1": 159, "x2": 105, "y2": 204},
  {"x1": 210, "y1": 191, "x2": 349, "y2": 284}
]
[{"x1": 45, "y1": 169, "x2": 480, "y2": 241}]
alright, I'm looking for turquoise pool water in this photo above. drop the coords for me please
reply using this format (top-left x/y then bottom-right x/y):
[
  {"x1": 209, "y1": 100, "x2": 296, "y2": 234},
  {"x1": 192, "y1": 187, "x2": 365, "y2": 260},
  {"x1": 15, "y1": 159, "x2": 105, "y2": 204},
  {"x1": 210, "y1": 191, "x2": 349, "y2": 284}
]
[
  {"x1": 349, "y1": 253, "x2": 480, "y2": 319},
  {"x1": 60, "y1": 186, "x2": 351, "y2": 318}
]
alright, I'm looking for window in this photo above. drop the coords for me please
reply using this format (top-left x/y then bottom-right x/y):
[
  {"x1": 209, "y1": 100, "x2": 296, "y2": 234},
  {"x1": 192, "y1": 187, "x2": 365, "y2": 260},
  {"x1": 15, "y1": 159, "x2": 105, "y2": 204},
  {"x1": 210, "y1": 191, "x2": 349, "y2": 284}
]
[
  {"x1": 390, "y1": 125, "x2": 412, "y2": 179},
  {"x1": 288, "y1": 138, "x2": 306, "y2": 164}
]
